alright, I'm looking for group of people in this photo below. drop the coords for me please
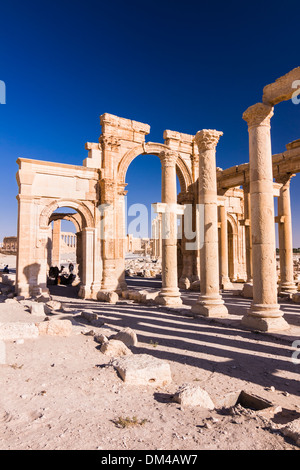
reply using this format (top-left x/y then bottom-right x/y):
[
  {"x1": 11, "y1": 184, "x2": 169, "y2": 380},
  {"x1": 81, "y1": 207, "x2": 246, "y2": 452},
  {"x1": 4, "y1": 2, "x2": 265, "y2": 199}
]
[{"x1": 48, "y1": 263, "x2": 76, "y2": 286}]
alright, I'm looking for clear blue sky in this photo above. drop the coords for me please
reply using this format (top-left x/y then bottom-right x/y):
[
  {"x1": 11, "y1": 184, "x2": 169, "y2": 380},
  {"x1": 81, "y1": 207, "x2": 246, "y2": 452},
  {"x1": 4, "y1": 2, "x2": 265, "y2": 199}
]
[{"x1": 0, "y1": 0, "x2": 299, "y2": 244}]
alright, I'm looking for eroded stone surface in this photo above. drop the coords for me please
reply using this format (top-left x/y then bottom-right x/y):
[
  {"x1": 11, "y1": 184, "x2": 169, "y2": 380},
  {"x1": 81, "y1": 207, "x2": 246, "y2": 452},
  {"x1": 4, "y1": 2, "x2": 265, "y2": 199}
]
[
  {"x1": 112, "y1": 354, "x2": 172, "y2": 386},
  {"x1": 0, "y1": 322, "x2": 39, "y2": 340},
  {"x1": 172, "y1": 384, "x2": 215, "y2": 410},
  {"x1": 36, "y1": 319, "x2": 73, "y2": 337},
  {"x1": 100, "y1": 339, "x2": 132, "y2": 357}
]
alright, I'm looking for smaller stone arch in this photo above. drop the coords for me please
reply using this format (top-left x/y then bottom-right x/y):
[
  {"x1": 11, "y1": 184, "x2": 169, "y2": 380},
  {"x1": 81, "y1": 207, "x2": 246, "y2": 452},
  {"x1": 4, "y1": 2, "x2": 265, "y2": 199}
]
[
  {"x1": 49, "y1": 212, "x2": 82, "y2": 232},
  {"x1": 40, "y1": 199, "x2": 95, "y2": 230},
  {"x1": 117, "y1": 142, "x2": 193, "y2": 193},
  {"x1": 227, "y1": 212, "x2": 238, "y2": 235}
]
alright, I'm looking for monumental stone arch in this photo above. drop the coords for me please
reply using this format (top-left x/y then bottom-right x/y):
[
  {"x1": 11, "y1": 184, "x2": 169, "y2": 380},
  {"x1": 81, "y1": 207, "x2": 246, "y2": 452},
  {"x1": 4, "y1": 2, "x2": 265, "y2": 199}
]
[
  {"x1": 15, "y1": 158, "x2": 101, "y2": 299},
  {"x1": 15, "y1": 113, "x2": 199, "y2": 302},
  {"x1": 96, "y1": 114, "x2": 197, "y2": 303},
  {"x1": 15, "y1": 111, "x2": 248, "y2": 304},
  {"x1": 15, "y1": 67, "x2": 300, "y2": 334}
]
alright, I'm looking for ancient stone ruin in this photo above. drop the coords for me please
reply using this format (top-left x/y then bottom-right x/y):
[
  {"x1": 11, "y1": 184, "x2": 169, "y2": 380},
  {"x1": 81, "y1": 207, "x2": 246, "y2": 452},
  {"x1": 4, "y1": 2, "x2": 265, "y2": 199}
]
[{"x1": 13, "y1": 67, "x2": 300, "y2": 332}]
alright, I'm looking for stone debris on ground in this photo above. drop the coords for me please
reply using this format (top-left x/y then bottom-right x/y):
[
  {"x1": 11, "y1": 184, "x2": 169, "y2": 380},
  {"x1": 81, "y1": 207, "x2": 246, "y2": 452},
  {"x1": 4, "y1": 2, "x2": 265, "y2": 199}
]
[
  {"x1": 100, "y1": 339, "x2": 133, "y2": 357},
  {"x1": 0, "y1": 273, "x2": 300, "y2": 450},
  {"x1": 112, "y1": 354, "x2": 172, "y2": 387},
  {"x1": 172, "y1": 384, "x2": 215, "y2": 410}
]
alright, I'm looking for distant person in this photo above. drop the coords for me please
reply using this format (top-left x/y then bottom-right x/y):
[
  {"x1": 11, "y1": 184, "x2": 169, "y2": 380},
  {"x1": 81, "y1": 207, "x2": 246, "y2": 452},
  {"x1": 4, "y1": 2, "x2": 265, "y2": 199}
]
[
  {"x1": 69, "y1": 263, "x2": 74, "y2": 273},
  {"x1": 3, "y1": 265, "x2": 9, "y2": 273},
  {"x1": 49, "y1": 266, "x2": 59, "y2": 285}
]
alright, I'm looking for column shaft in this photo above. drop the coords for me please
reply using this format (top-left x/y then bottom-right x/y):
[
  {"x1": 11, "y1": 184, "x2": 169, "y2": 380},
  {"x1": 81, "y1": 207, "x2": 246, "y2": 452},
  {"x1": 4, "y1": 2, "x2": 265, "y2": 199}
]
[
  {"x1": 191, "y1": 129, "x2": 228, "y2": 317},
  {"x1": 156, "y1": 151, "x2": 182, "y2": 306},
  {"x1": 52, "y1": 219, "x2": 61, "y2": 267},
  {"x1": 277, "y1": 175, "x2": 297, "y2": 294},
  {"x1": 241, "y1": 103, "x2": 289, "y2": 332},
  {"x1": 219, "y1": 203, "x2": 232, "y2": 289}
]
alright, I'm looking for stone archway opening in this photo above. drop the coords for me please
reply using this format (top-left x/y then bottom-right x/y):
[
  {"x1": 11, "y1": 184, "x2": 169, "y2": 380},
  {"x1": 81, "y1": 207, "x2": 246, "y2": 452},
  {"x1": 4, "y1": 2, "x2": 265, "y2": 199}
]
[
  {"x1": 123, "y1": 152, "x2": 184, "y2": 292},
  {"x1": 47, "y1": 207, "x2": 81, "y2": 298},
  {"x1": 119, "y1": 144, "x2": 189, "y2": 298},
  {"x1": 39, "y1": 201, "x2": 98, "y2": 300}
]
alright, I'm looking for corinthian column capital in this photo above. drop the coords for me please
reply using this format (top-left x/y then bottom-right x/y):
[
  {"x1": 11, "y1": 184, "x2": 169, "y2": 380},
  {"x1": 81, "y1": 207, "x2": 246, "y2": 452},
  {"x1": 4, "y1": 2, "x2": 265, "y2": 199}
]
[
  {"x1": 275, "y1": 173, "x2": 295, "y2": 187},
  {"x1": 195, "y1": 129, "x2": 223, "y2": 152},
  {"x1": 159, "y1": 150, "x2": 179, "y2": 167},
  {"x1": 243, "y1": 103, "x2": 274, "y2": 128}
]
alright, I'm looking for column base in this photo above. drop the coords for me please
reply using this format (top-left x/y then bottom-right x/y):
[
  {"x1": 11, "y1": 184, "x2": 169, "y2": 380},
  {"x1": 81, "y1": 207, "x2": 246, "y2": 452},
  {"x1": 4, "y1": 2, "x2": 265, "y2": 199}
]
[
  {"x1": 78, "y1": 285, "x2": 92, "y2": 299},
  {"x1": 191, "y1": 295, "x2": 228, "y2": 318},
  {"x1": 241, "y1": 313, "x2": 290, "y2": 332},
  {"x1": 90, "y1": 281, "x2": 102, "y2": 300},
  {"x1": 155, "y1": 288, "x2": 182, "y2": 307},
  {"x1": 16, "y1": 283, "x2": 30, "y2": 298},
  {"x1": 278, "y1": 282, "x2": 298, "y2": 296},
  {"x1": 241, "y1": 304, "x2": 290, "y2": 332}
]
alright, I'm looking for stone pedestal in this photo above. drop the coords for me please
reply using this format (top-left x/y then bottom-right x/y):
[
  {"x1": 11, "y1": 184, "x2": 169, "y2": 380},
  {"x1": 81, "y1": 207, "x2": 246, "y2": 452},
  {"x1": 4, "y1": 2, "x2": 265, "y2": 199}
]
[
  {"x1": 241, "y1": 103, "x2": 289, "y2": 332},
  {"x1": 191, "y1": 130, "x2": 228, "y2": 318}
]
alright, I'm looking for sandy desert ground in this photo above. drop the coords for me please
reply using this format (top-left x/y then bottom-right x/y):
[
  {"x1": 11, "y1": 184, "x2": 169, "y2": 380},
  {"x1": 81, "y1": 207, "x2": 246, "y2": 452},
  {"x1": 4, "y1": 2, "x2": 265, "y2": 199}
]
[{"x1": 1, "y1": 254, "x2": 300, "y2": 451}]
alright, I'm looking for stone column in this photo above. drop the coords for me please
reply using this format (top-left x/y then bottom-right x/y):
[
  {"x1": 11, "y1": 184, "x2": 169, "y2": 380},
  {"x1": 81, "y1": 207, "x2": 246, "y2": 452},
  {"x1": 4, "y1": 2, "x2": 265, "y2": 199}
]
[
  {"x1": 78, "y1": 227, "x2": 95, "y2": 299},
  {"x1": 241, "y1": 183, "x2": 253, "y2": 298},
  {"x1": 156, "y1": 150, "x2": 182, "y2": 306},
  {"x1": 178, "y1": 192, "x2": 195, "y2": 290},
  {"x1": 158, "y1": 213, "x2": 162, "y2": 258},
  {"x1": 243, "y1": 183, "x2": 252, "y2": 283},
  {"x1": 52, "y1": 219, "x2": 61, "y2": 267},
  {"x1": 99, "y1": 178, "x2": 120, "y2": 292},
  {"x1": 191, "y1": 130, "x2": 228, "y2": 317},
  {"x1": 241, "y1": 103, "x2": 289, "y2": 331},
  {"x1": 16, "y1": 196, "x2": 45, "y2": 297},
  {"x1": 219, "y1": 202, "x2": 232, "y2": 289},
  {"x1": 276, "y1": 174, "x2": 297, "y2": 294},
  {"x1": 76, "y1": 231, "x2": 83, "y2": 280}
]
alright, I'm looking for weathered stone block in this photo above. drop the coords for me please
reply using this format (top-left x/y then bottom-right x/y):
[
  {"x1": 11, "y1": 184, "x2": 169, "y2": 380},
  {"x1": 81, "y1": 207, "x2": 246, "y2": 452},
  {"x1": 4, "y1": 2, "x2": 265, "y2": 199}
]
[
  {"x1": 100, "y1": 339, "x2": 132, "y2": 357},
  {"x1": 45, "y1": 300, "x2": 62, "y2": 311},
  {"x1": 282, "y1": 418, "x2": 300, "y2": 447},
  {"x1": 94, "y1": 333, "x2": 109, "y2": 344},
  {"x1": 242, "y1": 283, "x2": 253, "y2": 298},
  {"x1": 81, "y1": 310, "x2": 98, "y2": 322},
  {"x1": 112, "y1": 327, "x2": 138, "y2": 347},
  {"x1": 172, "y1": 384, "x2": 215, "y2": 409},
  {"x1": 0, "y1": 322, "x2": 39, "y2": 341},
  {"x1": 112, "y1": 354, "x2": 172, "y2": 386},
  {"x1": 30, "y1": 302, "x2": 47, "y2": 317},
  {"x1": 97, "y1": 291, "x2": 119, "y2": 304},
  {"x1": 36, "y1": 319, "x2": 73, "y2": 336}
]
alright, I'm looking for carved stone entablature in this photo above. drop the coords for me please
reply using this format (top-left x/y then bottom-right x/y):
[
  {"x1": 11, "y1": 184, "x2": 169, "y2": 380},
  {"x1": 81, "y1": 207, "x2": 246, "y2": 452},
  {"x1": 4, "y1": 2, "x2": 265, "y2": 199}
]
[
  {"x1": 242, "y1": 103, "x2": 274, "y2": 128},
  {"x1": 195, "y1": 129, "x2": 223, "y2": 152}
]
